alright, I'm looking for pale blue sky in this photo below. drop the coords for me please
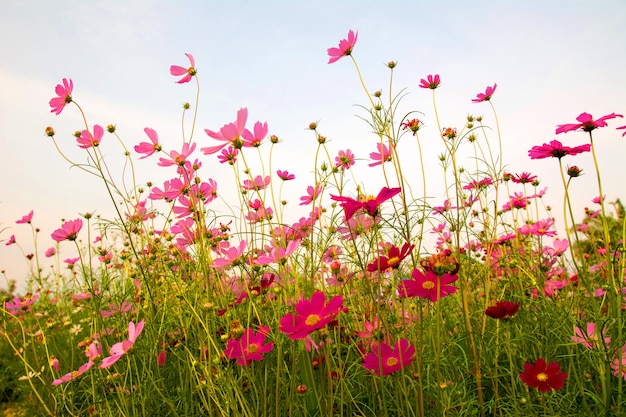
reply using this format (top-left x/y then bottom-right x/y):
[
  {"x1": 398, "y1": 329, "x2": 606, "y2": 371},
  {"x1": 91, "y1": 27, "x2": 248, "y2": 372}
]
[{"x1": 1, "y1": 0, "x2": 625, "y2": 291}]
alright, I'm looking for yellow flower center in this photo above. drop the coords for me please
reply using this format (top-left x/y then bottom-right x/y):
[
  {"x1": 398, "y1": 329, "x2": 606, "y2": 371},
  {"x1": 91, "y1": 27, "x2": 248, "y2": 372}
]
[
  {"x1": 387, "y1": 256, "x2": 400, "y2": 267},
  {"x1": 386, "y1": 357, "x2": 398, "y2": 367},
  {"x1": 536, "y1": 372, "x2": 548, "y2": 382},
  {"x1": 247, "y1": 344, "x2": 259, "y2": 354},
  {"x1": 305, "y1": 314, "x2": 321, "y2": 326},
  {"x1": 422, "y1": 281, "x2": 435, "y2": 290}
]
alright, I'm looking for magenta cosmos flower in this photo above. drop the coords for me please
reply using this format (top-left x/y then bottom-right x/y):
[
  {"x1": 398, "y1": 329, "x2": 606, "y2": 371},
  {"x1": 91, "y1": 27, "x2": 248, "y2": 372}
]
[
  {"x1": 224, "y1": 326, "x2": 274, "y2": 366},
  {"x1": 327, "y1": 30, "x2": 358, "y2": 64},
  {"x1": 51, "y1": 218, "x2": 83, "y2": 242},
  {"x1": 362, "y1": 338, "x2": 416, "y2": 376},
  {"x1": 202, "y1": 107, "x2": 248, "y2": 155},
  {"x1": 49, "y1": 78, "x2": 73, "y2": 115},
  {"x1": 571, "y1": 322, "x2": 611, "y2": 350},
  {"x1": 76, "y1": 124, "x2": 104, "y2": 149},
  {"x1": 331, "y1": 187, "x2": 401, "y2": 221},
  {"x1": 15, "y1": 210, "x2": 34, "y2": 224},
  {"x1": 170, "y1": 53, "x2": 196, "y2": 84},
  {"x1": 279, "y1": 291, "x2": 343, "y2": 340},
  {"x1": 100, "y1": 320, "x2": 145, "y2": 368},
  {"x1": 519, "y1": 358, "x2": 567, "y2": 392},
  {"x1": 556, "y1": 112, "x2": 623, "y2": 134},
  {"x1": 528, "y1": 140, "x2": 591, "y2": 160},
  {"x1": 398, "y1": 268, "x2": 458, "y2": 302},
  {"x1": 367, "y1": 242, "x2": 415, "y2": 272},
  {"x1": 134, "y1": 127, "x2": 162, "y2": 159},
  {"x1": 472, "y1": 83, "x2": 497, "y2": 103},
  {"x1": 52, "y1": 341, "x2": 101, "y2": 386},
  {"x1": 419, "y1": 74, "x2": 441, "y2": 89}
]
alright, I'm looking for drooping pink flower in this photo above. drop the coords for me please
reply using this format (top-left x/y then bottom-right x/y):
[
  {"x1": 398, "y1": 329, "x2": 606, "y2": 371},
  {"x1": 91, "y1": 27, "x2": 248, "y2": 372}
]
[
  {"x1": 170, "y1": 53, "x2": 196, "y2": 84},
  {"x1": 100, "y1": 301, "x2": 134, "y2": 318},
  {"x1": 279, "y1": 291, "x2": 343, "y2": 340},
  {"x1": 276, "y1": 169, "x2": 295, "y2": 181},
  {"x1": 217, "y1": 146, "x2": 239, "y2": 165},
  {"x1": 134, "y1": 128, "x2": 162, "y2": 159},
  {"x1": 572, "y1": 323, "x2": 610, "y2": 350},
  {"x1": 16, "y1": 210, "x2": 34, "y2": 224},
  {"x1": 511, "y1": 172, "x2": 537, "y2": 184},
  {"x1": 100, "y1": 320, "x2": 145, "y2": 368},
  {"x1": 368, "y1": 142, "x2": 393, "y2": 167},
  {"x1": 51, "y1": 219, "x2": 83, "y2": 242},
  {"x1": 362, "y1": 338, "x2": 415, "y2": 376},
  {"x1": 401, "y1": 119, "x2": 423, "y2": 136},
  {"x1": 49, "y1": 78, "x2": 73, "y2": 115},
  {"x1": 45, "y1": 247, "x2": 56, "y2": 258},
  {"x1": 52, "y1": 341, "x2": 101, "y2": 386},
  {"x1": 202, "y1": 108, "x2": 249, "y2": 155},
  {"x1": 528, "y1": 140, "x2": 591, "y2": 160},
  {"x1": 5, "y1": 235, "x2": 16, "y2": 246},
  {"x1": 472, "y1": 83, "x2": 497, "y2": 103},
  {"x1": 327, "y1": 30, "x2": 358, "y2": 64},
  {"x1": 367, "y1": 242, "x2": 414, "y2": 272},
  {"x1": 419, "y1": 74, "x2": 441, "y2": 89},
  {"x1": 556, "y1": 112, "x2": 623, "y2": 134},
  {"x1": 520, "y1": 358, "x2": 567, "y2": 392},
  {"x1": 299, "y1": 184, "x2": 324, "y2": 206},
  {"x1": 76, "y1": 125, "x2": 104, "y2": 149},
  {"x1": 158, "y1": 142, "x2": 196, "y2": 167},
  {"x1": 225, "y1": 326, "x2": 274, "y2": 366},
  {"x1": 241, "y1": 175, "x2": 271, "y2": 191},
  {"x1": 398, "y1": 268, "x2": 458, "y2": 302},
  {"x1": 331, "y1": 187, "x2": 401, "y2": 221}
]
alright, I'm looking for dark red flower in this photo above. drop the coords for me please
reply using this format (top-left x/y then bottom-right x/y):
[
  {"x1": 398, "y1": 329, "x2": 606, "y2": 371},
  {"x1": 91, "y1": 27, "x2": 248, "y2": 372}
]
[
  {"x1": 485, "y1": 301, "x2": 520, "y2": 320},
  {"x1": 520, "y1": 358, "x2": 567, "y2": 392}
]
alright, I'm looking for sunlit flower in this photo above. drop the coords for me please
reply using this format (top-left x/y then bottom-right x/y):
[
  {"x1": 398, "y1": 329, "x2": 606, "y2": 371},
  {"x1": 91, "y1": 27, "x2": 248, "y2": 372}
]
[
  {"x1": 218, "y1": 146, "x2": 239, "y2": 165},
  {"x1": 401, "y1": 118, "x2": 423, "y2": 135},
  {"x1": 242, "y1": 121, "x2": 268, "y2": 147},
  {"x1": 202, "y1": 108, "x2": 248, "y2": 155},
  {"x1": 279, "y1": 291, "x2": 343, "y2": 340},
  {"x1": 241, "y1": 175, "x2": 271, "y2": 191},
  {"x1": 76, "y1": 124, "x2": 104, "y2": 149},
  {"x1": 556, "y1": 112, "x2": 623, "y2": 134},
  {"x1": 51, "y1": 218, "x2": 83, "y2": 242},
  {"x1": 5, "y1": 293, "x2": 39, "y2": 314},
  {"x1": 362, "y1": 338, "x2": 415, "y2": 376},
  {"x1": 170, "y1": 53, "x2": 196, "y2": 84},
  {"x1": 100, "y1": 301, "x2": 134, "y2": 318},
  {"x1": 49, "y1": 78, "x2": 73, "y2": 115},
  {"x1": 225, "y1": 326, "x2": 274, "y2": 366},
  {"x1": 472, "y1": 83, "x2": 497, "y2": 103},
  {"x1": 528, "y1": 140, "x2": 591, "y2": 160},
  {"x1": 520, "y1": 358, "x2": 567, "y2": 392},
  {"x1": 134, "y1": 128, "x2": 162, "y2": 159},
  {"x1": 100, "y1": 320, "x2": 145, "y2": 368},
  {"x1": 158, "y1": 142, "x2": 196, "y2": 167},
  {"x1": 52, "y1": 341, "x2": 101, "y2": 386},
  {"x1": 419, "y1": 74, "x2": 441, "y2": 89},
  {"x1": 327, "y1": 29, "x2": 358, "y2": 64},
  {"x1": 398, "y1": 268, "x2": 458, "y2": 302}
]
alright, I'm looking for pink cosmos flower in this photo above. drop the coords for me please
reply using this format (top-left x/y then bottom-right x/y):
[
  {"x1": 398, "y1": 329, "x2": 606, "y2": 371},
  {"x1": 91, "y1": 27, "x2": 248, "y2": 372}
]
[
  {"x1": 16, "y1": 210, "x2": 34, "y2": 224},
  {"x1": 362, "y1": 338, "x2": 416, "y2": 376},
  {"x1": 49, "y1": 78, "x2": 73, "y2": 115},
  {"x1": 472, "y1": 83, "x2": 497, "y2": 103},
  {"x1": 279, "y1": 291, "x2": 343, "y2": 340},
  {"x1": 327, "y1": 30, "x2": 358, "y2": 64},
  {"x1": 335, "y1": 149, "x2": 355, "y2": 170},
  {"x1": 612, "y1": 344, "x2": 626, "y2": 380},
  {"x1": 520, "y1": 358, "x2": 567, "y2": 392},
  {"x1": 242, "y1": 121, "x2": 268, "y2": 147},
  {"x1": 242, "y1": 175, "x2": 271, "y2": 191},
  {"x1": 572, "y1": 323, "x2": 610, "y2": 350},
  {"x1": 51, "y1": 218, "x2": 83, "y2": 242},
  {"x1": 555, "y1": 112, "x2": 623, "y2": 134},
  {"x1": 511, "y1": 172, "x2": 537, "y2": 184},
  {"x1": 398, "y1": 268, "x2": 458, "y2": 302},
  {"x1": 299, "y1": 184, "x2": 324, "y2": 206},
  {"x1": 100, "y1": 301, "x2": 134, "y2": 318},
  {"x1": 224, "y1": 326, "x2": 274, "y2": 366},
  {"x1": 368, "y1": 142, "x2": 393, "y2": 167},
  {"x1": 276, "y1": 169, "x2": 295, "y2": 181},
  {"x1": 211, "y1": 240, "x2": 247, "y2": 268},
  {"x1": 367, "y1": 242, "x2": 414, "y2": 272},
  {"x1": 218, "y1": 146, "x2": 239, "y2": 165},
  {"x1": 158, "y1": 142, "x2": 196, "y2": 167},
  {"x1": 170, "y1": 53, "x2": 196, "y2": 84},
  {"x1": 5, "y1": 294, "x2": 39, "y2": 314},
  {"x1": 419, "y1": 74, "x2": 441, "y2": 89},
  {"x1": 5, "y1": 235, "x2": 16, "y2": 246},
  {"x1": 331, "y1": 187, "x2": 401, "y2": 221},
  {"x1": 76, "y1": 125, "x2": 104, "y2": 149},
  {"x1": 255, "y1": 239, "x2": 301, "y2": 265},
  {"x1": 134, "y1": 128, "x2": 162, "y2": 159},
  {"x1": 202, "y1": 108, "x2": 248, "y2": 155},
  {"x1": 45, "y1": 247, "x2": 56, "y2": 258},
  {"x1": 100, "y1": 320, "x2": 145, "y2": 368},
  {"x1": 52, "y1": 341, "x2": 101, "y2": 386},
  {"x1": 528, "y1": 140, "x2": 591, "y2": 159}
]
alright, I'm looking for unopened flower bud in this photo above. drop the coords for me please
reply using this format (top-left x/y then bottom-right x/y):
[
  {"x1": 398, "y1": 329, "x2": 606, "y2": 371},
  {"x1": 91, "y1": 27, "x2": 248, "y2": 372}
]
[
  {"x1": 74, "y1": 131, "x2": 81, "y2": 137},
  {"x1": 567, "y1": 165, "x2": 582, "y2": 177},
  {"x1": 183, "y1": 102, "x2": 190, "y2": 110},
  {"x1": 106, "y1": 124, "x2": 116, "y2": 133},
  {"x1": 387, "y1": 61, "x2": 397, "y2": 69},
  {"x1": 296, "y1": 384, "x2": 308, "y2": 394},
  {"x1": 308, "y1": 122, "x2": 317, "y2": 130},
  {"x1": 270, "y1": 134, "x2": 279, "y2": 144},
  {"x1": 373, "y1": 90, "x2": 382, "y2": 97},
  {"x1": 45, "y1": 126, "x2": 55, "y2": 137},
  {"x1": 317, "y1": 135, "x2": 326, "y2": 144}
]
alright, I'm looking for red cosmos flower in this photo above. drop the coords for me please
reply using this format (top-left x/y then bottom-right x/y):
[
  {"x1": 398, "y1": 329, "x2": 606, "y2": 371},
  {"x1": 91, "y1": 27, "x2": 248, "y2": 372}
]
[
  {"x1": 362, "y1": 338, "x2": 416, "y2": 376},
  {"x1": 331, "y1": 187, "x2": 401, "y2": 221},
  {"x1": 398, "y1": 268, "x2": 458, "y2": 302},
  {"x1": 367, "y1": 242, "x2": 415, "y2": 272},
  {"x1": 555, "y1": 112, "x2": 623, "y2": 134},
  {"x1": 419, "y1": 74, "x2": 441, "y2": 89},
  {"x1": 327, "y1": 29, "x2": 358, "y2": 64},
  {"x1": 520, "y1": 358, "x2": 567, "y2": 392},
  {"x1": 401, "y1": 119, "x2": 423, "y2": 136},
  {"x1": 279, "y1": 291, "x2": 343, "y2": 340},
  {"x1": 16, "y1": 210, "x2": 34, "y2": 224},
  {"x1": 224, "y1": 326, "x2": 274, "y2": 366},
  {"x1": 51, "y1": 219, "x2": 83, "y2": 242},
  {"x1": 134, "y1": 128, "x2": 162, "y2": 159},
  {"x1": 485, "y1": 301, "x2": 520, "y2": 320},
  {"x1": 76, "y1": 124, "x2": 104, "y2": 149},
  {"x1": 472, "y1": 83, "x2": 497, "y2": 103},
  {"x1": 528, "y1": 140, "x2": 591, "y2": 160},
  {"x1": 170, "y1": 53, "x2": 196, "y2": 84},
  {"x1": 49, "y1": 78, "x2": 73, "y2": 115}
]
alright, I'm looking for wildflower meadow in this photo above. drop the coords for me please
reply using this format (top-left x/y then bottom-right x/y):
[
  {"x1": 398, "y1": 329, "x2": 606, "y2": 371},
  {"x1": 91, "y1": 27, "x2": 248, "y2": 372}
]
[{"x1": 2, "y1": 29, "x2": 626, "y2": 417}]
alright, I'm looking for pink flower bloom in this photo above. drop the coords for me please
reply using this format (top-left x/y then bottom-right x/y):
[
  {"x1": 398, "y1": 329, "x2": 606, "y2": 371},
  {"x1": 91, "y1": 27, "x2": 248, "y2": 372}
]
[
  {"x1": 202, "y1": 108, "x2": 248, "y2": 155},
  {"x1": 49, "y1": 78, "x2": 73, "y2": 115},
  {"x1": 368, "y1": 142, "x2": 393, "y2": 167},
  {"x1": 279, "y1": 291, "x2": 343, "y2": 340},
  {"x1": 276, "y1": 169, "x2": 295, "y2": 181},
  {"x1": 362, "y1": 338, "x2": 415, "y2": 376},
  {"x1": 134, "y1": 128, "x2": 162, "y2": 159},
  {"x1": 398, "y1": 268, "x2": 458, "y2": 302},
  {"x1": 335, "y1": 149, "x2": 355, "y2": 170},
  {"x1": 16, "y1": 210, "x2": 34, "y2": 224},
  {"x1": 45, "y1": 247, "x2": 56, "y2": 258},
  {"x1": 100, "y1": 320, "x2": 145, "y2": 368},
  {"x1": 592, "y1": 195, "x2": 605, "y2": 204},
  {"x1": 158, "y1": 142, "x2": 196, "y2": 167},
  {"x1": 52, "y1": 341, "x2": 101, "y2": 386},
  {"x1": 612, "y1": 344, "x2": 626, "y2": 380},
  {"x1": 463, "y1": 177, "x2": 493, "y2": 191},
  {"x1": 572, "y1": 323, "x2": 610, "y2": 350},
  {"x1": 367, "y1": 242, "x2": 414, "y2": 272},
  {"x1": 242, "y1": 121, "x2": 268, "y2": 147},
  {"x1": 327, "y1": 29, "x2": 358, "y2": 64},
  {"x1": 170, "y1": 53, "x2": 196, "y2": 84},
  {"x1": 217, "y1": 146, "x2": 239, "y2": 165},
  {"x1": 511, "y1": 172, "x2": 537, "y2": 184},
  {"x1": 5, "y1": 294, "x2": 39, "y2": 314},
  {"x1": 331, "y1": 187, "x2": 401, "y2": 221},
  {"x1": 211, "y1": 240, "x2": 247, "y2": 268},
  {"x1": 224, "y1": 326, "x2": 274, "y2": 366},
  {"x1": 299, "y1": 184, "x2": 324, "y2": 206},
  {"x1": 419, "y1": 74, "x2": 441, "y2": 89},
  {"x1": 76, "y1": 124, "x2": 104, "y2": 149},
  {"x1": 472, "y1": 83, "x2": 497, "y2": 103},
  {"x1": 255, "y1": 239, "x2": 301, "y2": 265},
  {"x1": 528, "y1": 140, "x2": 591, "y2": 159},
  {"x1": 556, "y1": 112, "x2": 623, "y2": 134},
  {"x1": 242, "y1": 175, "x2": 271, "y2": 191},
  {"x1": 484, "y1": 301, "x2": 520, "y2": 320},
  {"x1": 100, "y1": 301, "x2": 134, "y2": 318},
  {"x1": 51, "y1": 218, "x2": 83, "y2": 242},
  {"x1": 5, "y1": 235, "x2": 16, "y2": 246}
]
